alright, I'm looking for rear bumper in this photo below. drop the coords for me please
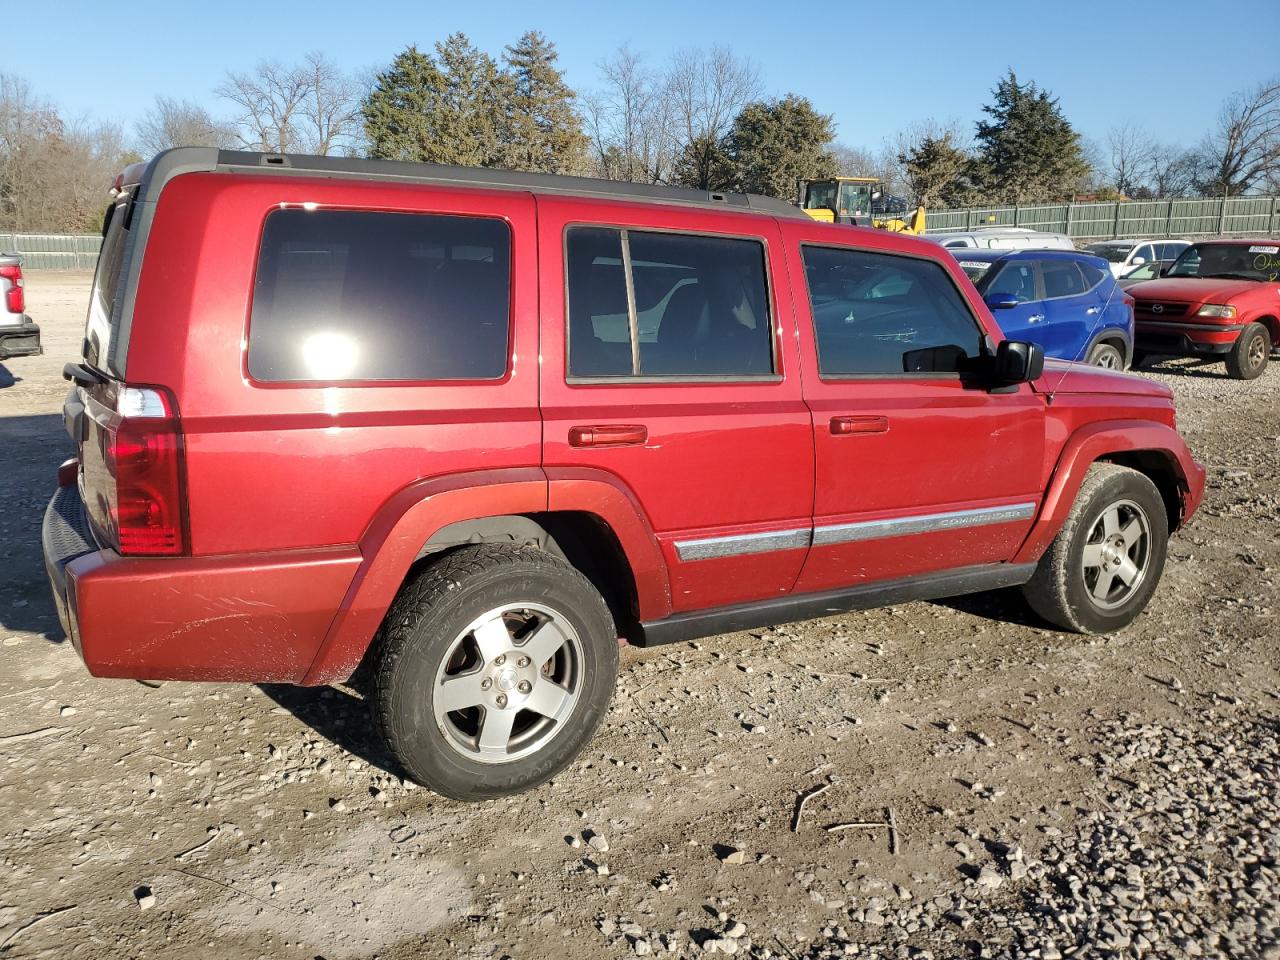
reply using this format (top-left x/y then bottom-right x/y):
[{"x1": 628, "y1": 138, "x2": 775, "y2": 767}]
[
  {"x1": 1135, "y1": 320, "x2": 1240, "y2": 357},
  {"x1": 0, "y1": 318, "x2": 41, "y2": 359},
  {"x1": 42, "y1": 481, "x2": 362, "y2": 683}
]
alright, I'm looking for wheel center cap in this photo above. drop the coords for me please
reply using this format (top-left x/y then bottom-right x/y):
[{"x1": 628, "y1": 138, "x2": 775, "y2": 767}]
[{"x1": 496, "y1": 668, "x2": 519, "y2": 693}]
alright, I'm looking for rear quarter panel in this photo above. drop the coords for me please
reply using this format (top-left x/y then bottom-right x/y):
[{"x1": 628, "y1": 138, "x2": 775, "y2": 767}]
[{"x1": 126, "y1": 173, "x2": 544, "y2": 556}]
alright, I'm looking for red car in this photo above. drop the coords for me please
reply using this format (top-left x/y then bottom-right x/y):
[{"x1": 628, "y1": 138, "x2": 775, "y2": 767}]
[
  {"x1": 43, "y1": 149, "x2": 1205, "y2": 800},
  {"x1": 1130, "y1": 238, "x2": 1280, "y2": 379}
]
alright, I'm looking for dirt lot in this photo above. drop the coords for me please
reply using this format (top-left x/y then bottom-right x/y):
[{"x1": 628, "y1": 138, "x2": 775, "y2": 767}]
[{"x1": 1, "y1": 274, "x2": 1276, "y2": 960}]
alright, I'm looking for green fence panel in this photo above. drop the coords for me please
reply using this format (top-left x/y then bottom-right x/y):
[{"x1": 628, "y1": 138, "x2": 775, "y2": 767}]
[{"x1": 924, "y1": 195, "x2": 1280, "y2": 241}]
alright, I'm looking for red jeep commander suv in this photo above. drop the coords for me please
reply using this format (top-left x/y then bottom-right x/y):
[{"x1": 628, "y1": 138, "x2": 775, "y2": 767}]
[{"x1": 43, "y1": 150, "x2": 1205, "y2": 799}]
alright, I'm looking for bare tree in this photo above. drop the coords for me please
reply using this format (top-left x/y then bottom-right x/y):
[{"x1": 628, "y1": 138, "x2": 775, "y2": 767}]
[
  {"x1": 218, "y1": 54, "x2": 360, "y2": 155},
  {"x1": 584, "y1": 46, "x2": 673, "y2": 182},
  {"x1": 1149, "y1": 144, "x2": 1199, "y2": 198},
  {"x1": 664, "y1": 45, "x2": 760, "y2": 179},
  {"x1": 298, "y1": 52, "x2": 363, "y2": 156},
  {"x1": 1194, "y1": 77, "x2": 1280, "y2": 196},
  {"x1": 136, "y1": 96, "x2": 233, "y2": 155},
  {"x1": 1104, "y1": 122, "x2": 1156, "y2": 196}
]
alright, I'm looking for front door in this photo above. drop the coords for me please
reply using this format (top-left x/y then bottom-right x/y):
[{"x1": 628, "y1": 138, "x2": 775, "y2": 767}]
[
  {"x1": 537, "y1": 197, "x2": 815, "y2": 614},
  {"x1": 781, "y1": 226, "x2": 1046, "y2": 595}
]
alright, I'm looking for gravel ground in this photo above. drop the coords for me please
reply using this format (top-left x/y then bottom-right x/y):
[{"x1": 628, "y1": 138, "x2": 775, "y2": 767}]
[{"x1": 0, "y1": 273, "x2": 1276, "y2": 960}]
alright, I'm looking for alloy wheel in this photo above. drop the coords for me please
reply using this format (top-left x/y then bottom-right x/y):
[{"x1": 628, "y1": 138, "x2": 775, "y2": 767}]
[
  {"x1": 431, "y1": 603, "x2": 583, "y2": 764},
  {"x1": 1080, "y1": 499, "x2": 1152, "y2": 610}
]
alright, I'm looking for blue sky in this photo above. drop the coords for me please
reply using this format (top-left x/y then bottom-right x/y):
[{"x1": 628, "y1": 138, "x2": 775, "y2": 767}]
[{"x1": 13, "y1": 0, "x2": 1279, "y2": 153}]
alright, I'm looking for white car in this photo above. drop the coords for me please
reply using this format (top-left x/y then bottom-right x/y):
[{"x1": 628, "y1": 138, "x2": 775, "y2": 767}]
[
  {"x1": 926, "y1": 228, "x2": 1075, "y2": 251},
  {"x1": 0, "y1": 253, "x2": 41, "y2": 360},
  {"x1": 1086, "y1": 238, "x2": 1190, "y2": 278}
]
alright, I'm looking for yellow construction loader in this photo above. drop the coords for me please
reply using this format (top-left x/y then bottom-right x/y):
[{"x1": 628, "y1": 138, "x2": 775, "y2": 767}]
[{"x1": 799, "y1": 176, "x2": 926, "y2": 234}]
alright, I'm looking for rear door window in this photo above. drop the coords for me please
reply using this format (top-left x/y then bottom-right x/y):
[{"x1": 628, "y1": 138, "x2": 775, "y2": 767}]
[
  {"x1": 801, "y1": 245, "x2": 984, "y2": 376},
  {"x1": 1041, "y1": 260, "x2": 1086, "y2": 299},
  {"x1": 248, "y1": 209, "x2": 512, "y2": 382},
  {"x1": 566, "y1": 227, "x2": 774, "y2": 378}
]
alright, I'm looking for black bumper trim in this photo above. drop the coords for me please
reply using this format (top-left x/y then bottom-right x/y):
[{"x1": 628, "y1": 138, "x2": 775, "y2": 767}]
[
  {"x1": 0, "y1": 319, "x2": 42, "y2": 359},
  {"x1": 42, "y1": 483, "x2": 100, "y2": 641},
  {"x1": 1134, "y1": 332, "x2": 1233, "y2": 356}
]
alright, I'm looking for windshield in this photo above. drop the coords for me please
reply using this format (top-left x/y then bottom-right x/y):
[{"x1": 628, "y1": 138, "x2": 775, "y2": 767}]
[
  {"x1": 1167, "y1": 242, "x2": 1279, "y2": 281},
  {"x1": 804, "y1": 181, "x2": 838, "y2": 211},
  {"x1": 1087, "y1": 243, "x2": 1132, "y2": 263},
  {"x1": 837, "y1": 182, "x2": 873, "y2": 219}
]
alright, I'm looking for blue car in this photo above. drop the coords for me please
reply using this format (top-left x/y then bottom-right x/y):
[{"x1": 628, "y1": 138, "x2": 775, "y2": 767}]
[{"x1": 953, "y1": 250, "x2": 1134, "y2": 369}]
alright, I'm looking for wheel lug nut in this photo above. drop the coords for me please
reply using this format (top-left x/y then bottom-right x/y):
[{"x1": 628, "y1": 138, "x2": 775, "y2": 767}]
[
  {"x1": 496, "y1": 693, "x2": 508, "y2": 708},
  {"x1": 518, "y1": 680, "x2": 532, "y2": 694},
  {"x1": 517, "y1": 656, "x2": 530, "y2": 668},
  {"x1": 481, "y1": 677, "x2": 492, "y2": 690},
  {"x1": 495, "y1": 654, "x2": 506, "y2": 666}
]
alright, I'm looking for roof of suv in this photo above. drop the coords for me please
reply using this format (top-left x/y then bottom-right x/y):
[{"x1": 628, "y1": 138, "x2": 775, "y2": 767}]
[
  {"x1": 950, "y1": 249, "x2": 1103, "y2": 264},
  {"x1": 125, "y1": 147, "x2": 810, "y2": 220}
]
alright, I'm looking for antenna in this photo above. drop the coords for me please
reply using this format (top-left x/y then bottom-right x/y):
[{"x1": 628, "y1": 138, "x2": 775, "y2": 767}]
[{"x1": 1046, "y1": 262, "x2": 1123, "y2": 404}]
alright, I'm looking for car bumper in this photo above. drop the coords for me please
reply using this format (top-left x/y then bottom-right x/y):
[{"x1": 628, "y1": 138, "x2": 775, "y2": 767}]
[
  {"x1": 42, "y1": 480, "x2": 362, "y2": 683},
  {"x1": 1135, "y1": 320, "x2": 1241, "y2": 356},
  {"x1": 0, "y1": 318, "x2": 41, "y2": 359}
]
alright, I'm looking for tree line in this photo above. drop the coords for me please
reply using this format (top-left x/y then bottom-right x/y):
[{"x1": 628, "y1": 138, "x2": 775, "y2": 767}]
[{"x1": 1, "y1": 32, "x2": 1277, "y2": 234}]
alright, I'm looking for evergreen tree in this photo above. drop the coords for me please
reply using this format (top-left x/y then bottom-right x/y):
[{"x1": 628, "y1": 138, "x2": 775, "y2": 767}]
[
  {"x1": 362, "y1": 45, "x2": 449, "y2": 162},
  {"x1": 499, "y1": 31, "x2": 587, "y2": 174},
  {"x1": 723, "y1": 94, "x2": 838, "y2": 199},
  {"x1": 362, "y1": 38, "x2": 508, "y2": 167},
  {"x1": 898, "y1": 132, "x2": 976, "y2": 207},
  {"x1": 973, "y1": 70, "x2": 1090, "y2": 203},
  {"x1": 671, "y1": 135, "x2": 736, "y2": 191},
  {"x1": 434, "y1": 33, "x2": 506, "y2": 167}
]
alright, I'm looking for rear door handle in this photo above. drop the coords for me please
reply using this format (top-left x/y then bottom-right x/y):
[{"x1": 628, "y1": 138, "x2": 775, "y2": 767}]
[
  {"x1": 568, "y1": 424, "x2": 648, "y2": 448},
  {"x1": 830, "y1": 415, "x2": 889, "y2": 436},
  {"x1": 1086, "y1": 306, "x2": 1100, "y2": 315}
]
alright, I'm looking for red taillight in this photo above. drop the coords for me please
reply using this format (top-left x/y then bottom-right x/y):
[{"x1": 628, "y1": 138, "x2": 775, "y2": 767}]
[
  {"x1": 0, "y1": 264, "x2": 24, "y2": 314},
  {"x1": 106, "y1": 386, "x2": 188, "y2": 556}
]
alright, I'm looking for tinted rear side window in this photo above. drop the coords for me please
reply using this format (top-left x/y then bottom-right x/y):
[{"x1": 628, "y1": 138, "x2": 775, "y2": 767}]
[
  {"x1": 566, "y1": 227, "x2": 774, "y2": 378},
  {"x1": 802, "y1": 246, "x2": 983, "y2": 376},
  {"x1": 249, "y1": 209, "x2": 511, "y2": 382}
]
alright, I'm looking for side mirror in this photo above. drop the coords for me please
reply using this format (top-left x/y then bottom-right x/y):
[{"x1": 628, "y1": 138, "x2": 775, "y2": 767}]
[
  {"x1": 985, "y1": 295, "x2": 1021, "y2": 310},
  {"x1": 992, "y1": 339, "x2": 1045, "y2": 385},
  {"x1": 1131, "y1": 256, "x2": 1146, "y2": 266}
]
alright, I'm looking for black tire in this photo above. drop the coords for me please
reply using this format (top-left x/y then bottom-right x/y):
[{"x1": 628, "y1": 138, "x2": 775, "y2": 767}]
[
  {"x1": 371, "y1": 544, "x2": 618, "y2": 800},
  {"x1": 1224, "y1": 323, "x2": 1270, "y2": 380},
  {"x1": 1086, "y1": 342, "x2": 1124, "y2": 369},
  {"x1": 1021, "y1": 464, "x2": 1168, "y2": 634}
]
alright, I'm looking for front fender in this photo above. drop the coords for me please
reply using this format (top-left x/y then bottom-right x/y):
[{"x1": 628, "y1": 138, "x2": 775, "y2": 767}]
[{"x1": 1012, "y1": 420, "x2": 1205, "y2": 566}]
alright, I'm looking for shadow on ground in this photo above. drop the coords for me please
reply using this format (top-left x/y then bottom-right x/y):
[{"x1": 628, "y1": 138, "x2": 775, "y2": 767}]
[
  {"x1": 0, "y1": 413, "x2": 68, "y2": 638},
  {"x1": 933, "y1": 586, "x2": 1047, "y2": 629},
  {"x1": 0, "y1": 364, "x2": 20, "y2": 388},
  {"x1": 258, "y1": 682, "x2": 404, "y2": 779}
]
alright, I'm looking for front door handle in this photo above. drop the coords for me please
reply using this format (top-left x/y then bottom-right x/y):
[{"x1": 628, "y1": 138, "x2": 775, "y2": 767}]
[
  {"x1": 830, "y1": 415, "x2": 889, "y2": 436},
  {"x1": 569, "y1": 424, "x2": 648, "y2": 448},
  {"x1": 1027, "y1": 313, "x2": 1045, "y2": 324}
]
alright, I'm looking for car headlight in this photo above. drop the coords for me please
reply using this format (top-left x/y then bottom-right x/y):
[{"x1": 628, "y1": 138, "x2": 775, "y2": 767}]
[{"x1": 1196, "y1": 304, "x2": 1238, "y2": 318}]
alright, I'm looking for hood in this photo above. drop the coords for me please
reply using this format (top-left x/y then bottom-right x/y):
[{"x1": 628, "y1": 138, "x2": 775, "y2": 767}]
[
  {"x1": 1032, "y1": 360, "x2": 1173, "y2": 399},
  {"x1": 1128, "y1": 277, "x2": 1260, "y2": 303}
]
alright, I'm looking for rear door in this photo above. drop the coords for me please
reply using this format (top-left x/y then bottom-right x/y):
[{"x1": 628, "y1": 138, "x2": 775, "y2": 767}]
[
  {"x1": 537, "y1": 197, "x2": 814, "y2": 614},
  {"x1": 1040, "y1": 259, "x2": 1096, "y2": 361}
]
